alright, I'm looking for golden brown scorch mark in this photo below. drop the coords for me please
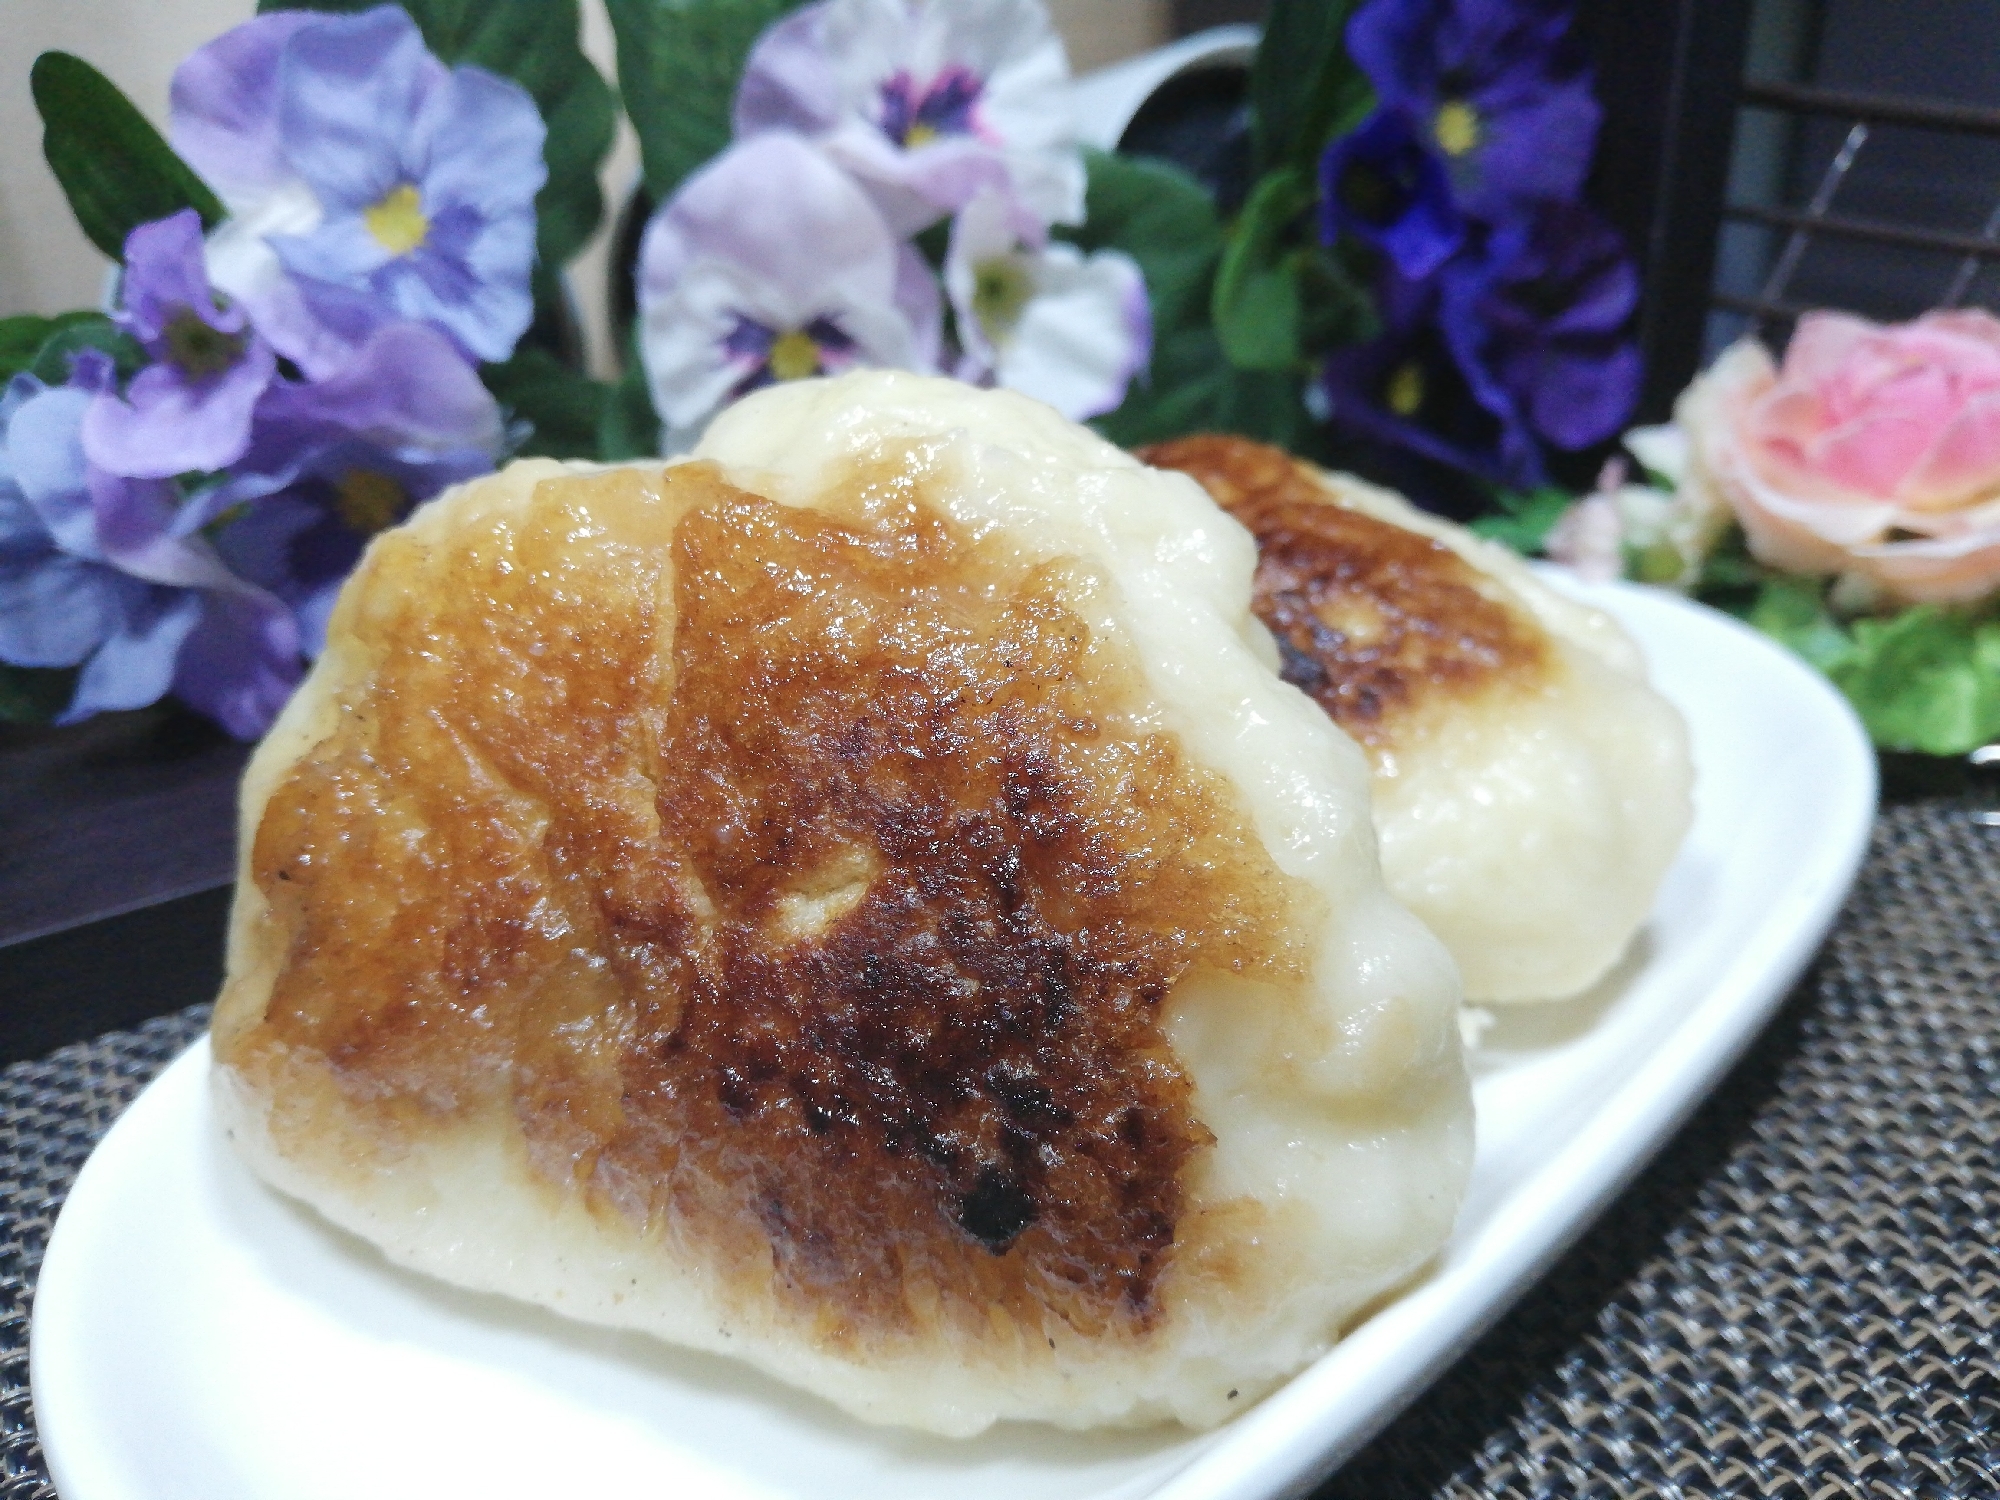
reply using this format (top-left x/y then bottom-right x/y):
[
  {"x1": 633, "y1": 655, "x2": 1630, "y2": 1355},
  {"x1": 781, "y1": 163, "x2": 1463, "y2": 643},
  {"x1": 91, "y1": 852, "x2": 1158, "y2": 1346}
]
[
  {"x1": 1141, "y1": 435, "x2": 1551, "y2": 750},
  {"x1": 230, "y1": 457, "x2": 1307, "y2": 1350}
]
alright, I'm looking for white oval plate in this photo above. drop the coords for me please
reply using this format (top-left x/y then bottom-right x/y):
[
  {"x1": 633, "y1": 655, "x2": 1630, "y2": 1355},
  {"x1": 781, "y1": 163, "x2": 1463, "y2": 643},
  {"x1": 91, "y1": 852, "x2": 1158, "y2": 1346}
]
[{"x1": 32, "y1": 579, "x2": 1877, "y2": 1500}]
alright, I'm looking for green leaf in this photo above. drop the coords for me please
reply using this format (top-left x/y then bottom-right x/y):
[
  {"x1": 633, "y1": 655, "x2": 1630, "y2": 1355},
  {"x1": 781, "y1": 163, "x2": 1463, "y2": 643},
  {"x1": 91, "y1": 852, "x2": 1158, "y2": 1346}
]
[
  {"x1": 260, "y1": 0, "x2": 618, "y2": 271},
  {"x1": 1212, "y1": 169, "x2": 1311, "y2": 371},
  {"x1": 599, "y1": 336, "x2": 661, "y2": 460},
  {"x1": 1739, "y1": 577, "x2": 2000, "y2": 756},
  {"x1": 482, "y1": 347, "x2": 608, "y2": 459},
  {"x1": 1211, "y1": 167, "x2": 1377, "y2": 374},
  {"x1": 0, "y1": 665, "x2": 77, "y2": 726},
  {"x1": 0, "y1": 312, "x2": 96, "y2": 382},
  {"x1": 484, "y1": 333, "x2": 663, "y2": 461},
  {"x1": 1097, "y1": 325, "x2": 1315, "y2": 453},
  {"x1": 1060, "y1": 151, "x2": 1221, "y2": 333},
  {"x1": 26, "y1": 315, "x2": 147, "y2": 387},
  {"x1": 1064, "y1": 152, "x2": 1315, "y2": 451},
  {"x1": 1745, "y1": 575, "x2": 1854, "y2": 675},
  {"x1": 605, "y1": 0, "x2": 810, "y2": 203},
  {"x1": 1294, "y1": 241, "x2": 1378, "y2": 353},
  {"x1": 1248, "y1": 0, "x2": 1373, "y2": 177},
  {"x1": 1689, "y1": 524, "x2": 1768, "y2": 616},
  {"x1": 1827, "y1": 607, "x2": 2000, "y2": 757},
  {"x1": 1217, "y1": 269, "x2": 1302, "y2": 372},
  {"x1": 30, "y1": 52, "x2": 225, "y2": 260},
  {"x1": 0, "y1": 317, "x2": 57, "y2": 380},
  {"x1": 1469, "y1": 486, "x2": 1571, "y2": 555}
]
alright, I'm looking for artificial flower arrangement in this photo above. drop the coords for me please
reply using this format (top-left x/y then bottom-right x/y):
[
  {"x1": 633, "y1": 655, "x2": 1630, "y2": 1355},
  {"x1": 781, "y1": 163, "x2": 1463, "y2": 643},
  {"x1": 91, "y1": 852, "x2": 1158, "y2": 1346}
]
[
  {"x1": 1522, "y1": 310, "x2": 2000, "y2": 757},
  {"x1": 4, "y1": 0, "x2": 1648, "y2": 742}
]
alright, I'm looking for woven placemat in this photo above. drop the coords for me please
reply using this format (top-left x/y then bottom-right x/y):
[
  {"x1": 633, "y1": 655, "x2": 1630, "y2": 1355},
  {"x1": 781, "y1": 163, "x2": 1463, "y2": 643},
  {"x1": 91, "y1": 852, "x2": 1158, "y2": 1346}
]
[
  {"x1": 0, "y1": 1005, "x2": 209, "y2": 1500},
  {"x1": 1323, "y1": 799, "x2": 2000, "y2": 1499},
  {"x1": 1, "y1": 801, "x2": 1994, "y2": 1497}
]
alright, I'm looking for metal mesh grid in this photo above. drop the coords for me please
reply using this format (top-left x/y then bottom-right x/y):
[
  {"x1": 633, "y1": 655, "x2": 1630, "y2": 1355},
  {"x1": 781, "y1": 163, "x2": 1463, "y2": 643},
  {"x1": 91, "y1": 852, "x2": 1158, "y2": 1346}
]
[{"x1": 2, "y1": 801, "x2": 1996, "y2": 1496}]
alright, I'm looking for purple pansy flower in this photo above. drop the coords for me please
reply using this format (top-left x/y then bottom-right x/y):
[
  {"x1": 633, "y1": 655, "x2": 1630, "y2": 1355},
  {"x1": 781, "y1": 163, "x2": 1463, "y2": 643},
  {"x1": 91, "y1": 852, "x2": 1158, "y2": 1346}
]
[
  {"x1": 1439, "y1": 202, "x2": 1642, "y2": 452},
  {"x1": 170, "y1": 4, "x2": 546, "y2": 367},
  {"x1": 211, "y1": 437, "x2": 488, "y2": 660},
  {"x1": 637, "y1": 133, "x2": 941, "y2": 451},
  {"x1": 0, "y1": 372, "x2": 299, "y2": 737},
  {"x1": 81, "y1": 211, "x2": 278, "y2": 481},
  {"x1": 879, "y1": 65, "x2": 983, "y2": 146},
  {"x1": 207, "y1": 321, "x2": 502, "y2": 656},
  {"x1": 1319, "y1": 270, "x2": 1544, "y2": 488},
  {"x1": 1319, "y1": 109, "x2": 1464, "y2": 282},
  {"x1": 173, "y1": 7, "x2": 374, "y2": 382},
  {"x1": 734, "y1": 0, "x2": 1083, "y2": 236},
  {"x1": 1321, "y1": 205, "x2": 1641, "y2": 488},
  {"x1": 1345, "y1": 0, "x2": 1601, "y2": 223},
  {"x1": 944, "y1": 189, "x2": 1149, "y2": 420}
]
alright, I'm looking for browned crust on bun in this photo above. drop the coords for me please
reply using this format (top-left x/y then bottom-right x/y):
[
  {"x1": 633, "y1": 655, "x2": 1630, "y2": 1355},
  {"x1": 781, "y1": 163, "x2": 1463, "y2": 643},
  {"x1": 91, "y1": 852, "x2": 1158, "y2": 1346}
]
[
  {"x1": 221, "y1": 456, "x2": 1314, "y2": 1350},
  {"x1": 1139, "y1": 434, "x2": 1552, "y2": 750}
]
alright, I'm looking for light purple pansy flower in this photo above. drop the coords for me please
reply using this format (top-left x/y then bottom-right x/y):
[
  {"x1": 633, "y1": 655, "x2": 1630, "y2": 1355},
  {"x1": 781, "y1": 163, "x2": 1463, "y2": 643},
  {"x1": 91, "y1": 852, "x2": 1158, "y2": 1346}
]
[
  {"x1": 734, "y1": 0, "x2": 1084, "y2": 237},
  {"x1": 207, "y1": 321, "x2": 502, "y2": 657},
  {"x1": 81, "y1": 211, "x2": 278, "y2": 481},
  {"x1": 0, "y1": 372, "x2": 299, "y2": 738},
  {"x1": 944, "y1": 189, "x2": 1149, "y2": 421},
  {"x1": 171, "y1": 4, "x2": 546, "y2": 368},
  {"x1": 169, "y1": 4, "x2": 326, "y2": 377},
  {"x1": 637, "y1": 133, "x2": 941, "y2": 451}
]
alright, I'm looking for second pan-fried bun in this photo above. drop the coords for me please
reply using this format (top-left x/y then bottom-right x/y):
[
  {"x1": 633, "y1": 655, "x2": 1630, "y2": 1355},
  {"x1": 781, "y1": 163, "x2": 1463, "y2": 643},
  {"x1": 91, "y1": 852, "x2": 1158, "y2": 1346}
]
[
  {"x1": 212, "y1": 373, "x2": 1469, "y2": 1436},
  {"x1": 1144, "y1": 436, "x2": 1693, "y2": 1003}
]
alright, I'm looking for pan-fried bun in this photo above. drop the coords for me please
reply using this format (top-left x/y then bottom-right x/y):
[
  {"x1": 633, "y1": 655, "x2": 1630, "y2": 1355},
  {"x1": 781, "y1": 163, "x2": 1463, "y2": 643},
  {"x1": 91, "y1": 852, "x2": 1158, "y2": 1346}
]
[
  {"x1": 1142, "y1": 435, "x2": 1692, "y2": 1003},
  {"x1": 212, "y1": 374, "x2": 1469, "y2": 1436}
]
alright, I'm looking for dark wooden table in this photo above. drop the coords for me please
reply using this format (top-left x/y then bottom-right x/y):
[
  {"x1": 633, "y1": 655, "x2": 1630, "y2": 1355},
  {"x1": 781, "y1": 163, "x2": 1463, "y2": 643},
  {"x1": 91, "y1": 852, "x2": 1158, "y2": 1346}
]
[{"x1": 0, "y1": 706, "x2": 245, "y2": 1062}]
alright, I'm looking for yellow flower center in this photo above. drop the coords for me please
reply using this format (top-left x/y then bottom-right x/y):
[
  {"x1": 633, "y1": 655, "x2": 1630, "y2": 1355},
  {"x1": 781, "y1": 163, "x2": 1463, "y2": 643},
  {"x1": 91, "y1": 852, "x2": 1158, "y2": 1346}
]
[
  {"x1": 364, "y1": 183, "x2": 429, "y2": 256},
  {"x1": 768, "y1": 329, "x2": 823, "y2": 382},
  {"x1": 1434, "y1": 99, "x2": 1482, "y2": 157},
  {"x1": 336, "y1": 469, "x2": 409, "y2": 536},
  {"x1": 904, "y1": 122, "x2": 940, "y2": 148},
  {"x1": 1387, "y1": 361, "x2": 1425, "y2": 417},
  {"x1": 972, "y1": 256, "x2": 1034, "y2": 346}
]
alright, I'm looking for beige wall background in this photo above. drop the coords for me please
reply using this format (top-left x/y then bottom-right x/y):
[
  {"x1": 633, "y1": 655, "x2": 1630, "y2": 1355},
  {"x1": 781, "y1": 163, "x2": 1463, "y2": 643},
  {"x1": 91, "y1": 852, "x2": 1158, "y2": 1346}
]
[{"x1": 0, "y1": 0, "x2": 1166, "y2": 373}]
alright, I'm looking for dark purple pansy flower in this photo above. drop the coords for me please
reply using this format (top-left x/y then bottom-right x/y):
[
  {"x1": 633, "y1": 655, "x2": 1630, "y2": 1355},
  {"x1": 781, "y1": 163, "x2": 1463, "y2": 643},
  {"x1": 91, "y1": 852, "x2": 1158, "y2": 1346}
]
[
  {"x1": 1317, "y1": 265, "x2": 1544, "y2": 488},
  {"x1": 81, "y1": 210, "x2": 278, "y2": 480},
  {"x1": 1439, "y1": 202, "x2": 1641, "y2": 452},
  {"x1": 1345, "y1": 0, "x2": 1601, "y2": 222},
  {"x1": 1319, "y1": 108, "x2": 1464, "y2": 281}
]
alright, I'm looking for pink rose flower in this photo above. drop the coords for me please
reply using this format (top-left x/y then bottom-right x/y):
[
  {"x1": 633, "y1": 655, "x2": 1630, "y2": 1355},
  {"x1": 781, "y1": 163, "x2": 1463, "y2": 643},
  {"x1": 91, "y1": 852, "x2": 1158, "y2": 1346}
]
[{"x1": 1683, "y1": 310, "x2": 2000, "y2": 606}]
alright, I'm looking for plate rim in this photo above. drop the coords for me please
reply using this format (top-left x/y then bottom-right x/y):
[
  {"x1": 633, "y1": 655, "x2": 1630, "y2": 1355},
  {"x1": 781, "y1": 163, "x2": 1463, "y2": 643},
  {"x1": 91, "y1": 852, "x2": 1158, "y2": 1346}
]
[
  {"x1": 1153, "y1": 577, "x2": 1879, "y2": 1500},
  {"x1": 28, "y1": 580, "x2": 1880, "y2": 1500}
]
